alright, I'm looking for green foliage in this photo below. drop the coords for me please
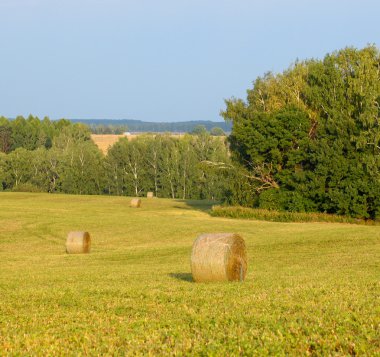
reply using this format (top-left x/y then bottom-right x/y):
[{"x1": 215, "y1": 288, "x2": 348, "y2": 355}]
[
  {"x1": 3, "y1": 147, "x2": 34, "y2": 188},
  {"x1": 0, "y1": 116, "x2": 231, "y2": 200},
  {"x1": 0, "y1": 121, "x2": 106, "y2": 195},
  {"x1": 229, "y1": 106, "x2": 310, "y2": 168},
  {"x1": 89, "y1": 124, "x2": 129, "y2": 134},
  {"x1": 0, "y1": 116, "x2": 77, "y2": 154},
  {"x1": 210, "y1": 126, "x2": 225, "y2": 136},
  {"x1": 222, "y1": 45, "x2": 380, "y2": 219},
  {"x1": 191, "y1": 124, "x2": 208, "y2": 135},
  {"x1": 258, "y1": 189, "x2": 282, "y2": 210},
  {"x1": 0, "y1": 152, "x2": 6, "y2": 190},
  {"x1": 258, "y1": 189, "x2": 316, "y2": 212},
  {"x1": 11, "y1": 182, "x2": 42, "y2": 193},
  {"x1": 71, "y1": 118, "x2": 232, "y2": 133},
  {"x1": 0, "y1": 117, "x2": 13, "y2": 153},
  {"x1": 105, "y1": 134, "x2": 230, "y2": 200},
  {"x1": 58, "y1": 141, "x2": 105, "y2": 195},
  {"x1": 223, "y1": 168, "x2": 258, "y2": 207},
  {"x1": 280, "y1": 191, "x2": 316, "y2": 212}
]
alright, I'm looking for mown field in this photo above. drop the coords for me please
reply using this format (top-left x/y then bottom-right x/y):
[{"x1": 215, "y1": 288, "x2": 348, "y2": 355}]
[
  {"x1": 90, "y1": 134, "x2": 134, "y2": 154},
  {"x1": 91, "y1": 133, "x2": 187, "y2": 154},
  {"x1": 0, "y1": 193, "x2": 379, "y2": 355}
]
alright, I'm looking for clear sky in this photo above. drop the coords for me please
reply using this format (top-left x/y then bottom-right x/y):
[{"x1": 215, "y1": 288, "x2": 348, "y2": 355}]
[{"x1": 1, "y1": 0, "x2": 379, "y2": 122}]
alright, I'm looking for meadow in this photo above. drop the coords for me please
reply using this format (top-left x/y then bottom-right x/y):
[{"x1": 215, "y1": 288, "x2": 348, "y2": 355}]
[{"x1": 0, "y1": 192, "x2": 379, "y2": 355}]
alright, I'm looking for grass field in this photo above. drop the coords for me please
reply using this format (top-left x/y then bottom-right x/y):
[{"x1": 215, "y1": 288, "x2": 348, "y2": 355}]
[{"x1": 0, "y1": 193, "x2": 379, "y2": 355}]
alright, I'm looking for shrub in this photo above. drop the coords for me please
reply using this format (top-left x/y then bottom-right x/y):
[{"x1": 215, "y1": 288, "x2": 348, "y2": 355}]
[
  {"x1": 258, "y1": 189, "x2": 282, "y2": 210},
  {"x1": 210, "y1": 205, "x2": 378, "y2": 225},
  {"x1": 12, "y1": 183, "x2": 43, "y2": 193}
]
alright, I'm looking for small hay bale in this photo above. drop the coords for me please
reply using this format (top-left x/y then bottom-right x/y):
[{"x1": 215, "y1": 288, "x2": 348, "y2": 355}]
[
  {"x1": 191, "y1": 233, "x2": 247, "y2": 282},
  {"x1": 147, "y1": 192, "x2": 154, "y2": 198},
  {"x1": 130, "y1": 198, "x2": 141, "y2": 208},
  {"x1": 66, "y1": 231, "x2": 91, "y2": 254}
]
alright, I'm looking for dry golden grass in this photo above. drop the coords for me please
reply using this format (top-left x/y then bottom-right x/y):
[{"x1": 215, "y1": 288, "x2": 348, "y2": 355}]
[
  {"x1": 91, "y1": 134, "x2": 130, "y2": 154},
  {"x1": 91, "y1": 133, "x2": 211, "y2": 154}
]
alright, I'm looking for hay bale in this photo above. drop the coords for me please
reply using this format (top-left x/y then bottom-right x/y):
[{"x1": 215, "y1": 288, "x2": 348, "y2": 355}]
[
  {"x1": 66, "y1": 231, "x2": 91, "y2": 254},
  {"x1": 130, "y1": 198, "x2": 141, "y2": 208},
  {"x1": 191, "y1": 233, "x2": 247, "y2": 282},
  {"x1": 147, "y1": 192, "x2": 154, "y2": 198}
]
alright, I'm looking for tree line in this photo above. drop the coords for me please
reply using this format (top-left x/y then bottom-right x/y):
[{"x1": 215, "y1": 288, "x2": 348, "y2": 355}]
[
  {"x1": 2, "y1": 46, "x2": 379, "y2": 219},
  {"x1": 70, "y1": 118, "x2": 232, "y2": 133},
  {"x1": 0, "y1": 115, "x2": 76, "y2": 153},
  {"x1": 0, "y1": 116, "x2": 231, "y2": 200},
  {"x1": 222, "y1": 45, "x2": 380, "y2": 219}
]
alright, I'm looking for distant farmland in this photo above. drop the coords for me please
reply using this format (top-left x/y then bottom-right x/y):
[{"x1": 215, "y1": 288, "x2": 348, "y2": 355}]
[
  {"x1": 91, "y1": 133, "x2": 187, "y2": 154},
  {"x1": 91, "y1": 134, "x2": 126, "y2": 154}
]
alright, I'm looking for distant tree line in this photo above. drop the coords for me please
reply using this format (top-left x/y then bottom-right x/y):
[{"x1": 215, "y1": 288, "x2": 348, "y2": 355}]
[
  {"x1": 89, "y1": 124, "x2": 129, "y2": 135},
  {"x1": 222, "y1": 46, "x2": 380, "y2": 219},
  {"x1": 0, "y1": 115, "x2": 78, "y2": 153},
  {"x1": 0, "y1": 116, "x2": 231, "y2": 200},
  {"x1": 70, "y1": 118, "x2": 231, "y2": 133},
  {"x1": 2, "y1": 47, "x2": 378, "y2": 219},
  {"x1": 89, "y1": 123, "x2": 225, "y2": 136}
]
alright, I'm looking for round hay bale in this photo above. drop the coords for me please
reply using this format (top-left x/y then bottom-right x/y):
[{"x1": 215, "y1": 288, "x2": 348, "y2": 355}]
[
  {"x1": 66, "y1": 231, "x2": 91, "y2": 254},
  {"x1": 191, "y1": 233, "x2": 247, "y2": 282},
  {"x1": 147, "y1": 192, "x2": 154, "y2": 198},
  {"x1": 130, "y1": 198, "x2": 141, "y2": 208}
]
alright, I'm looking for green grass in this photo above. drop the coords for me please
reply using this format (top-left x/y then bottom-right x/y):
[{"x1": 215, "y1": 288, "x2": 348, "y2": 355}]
[{"x1": 0, "y1": 192, "x2": 379, "y2": 355}]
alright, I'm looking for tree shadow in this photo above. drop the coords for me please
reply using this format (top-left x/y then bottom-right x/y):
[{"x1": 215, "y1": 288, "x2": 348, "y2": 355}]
[
  {"x1": 174, "y1": 199, "x2": 218, "y2": 213},
  {"x1": 168, "y1": 272, "x2": 193, "y2": 283}
]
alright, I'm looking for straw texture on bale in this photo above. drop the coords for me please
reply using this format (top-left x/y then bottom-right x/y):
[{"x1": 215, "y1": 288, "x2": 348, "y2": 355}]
[
  {"x1": 66, "y1": 231, "x2": 91, "y2": 254},
  {"x1": 191, "y1": 233, "x2": 247, "y2": 282},
  {"x1": 130, "y1": 198, "x2": 141, "y2": 208},
  {"x1": 147, "y1": 192, "x2": 154, "y2": 198}
]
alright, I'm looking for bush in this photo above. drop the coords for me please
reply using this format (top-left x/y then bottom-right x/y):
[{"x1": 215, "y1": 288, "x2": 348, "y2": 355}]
[
  {"x1": 210, "y1": 205, "x2": 378, "y2": 225},
  {"x1": 280, "y1": 191, "x2": 316, "y2": 212},
  {"x1": 223, "y1": 173, "x2": 258, "y2": 207},
  {"x1": 12, "y1": 183, "x2": 43, "y2": 193},
  {"x1": 258, "y1": 189, "x2": 317, "y2": 212},
  {"x1": 258, "y1": 189, "x2": 282, "y2": 210}
]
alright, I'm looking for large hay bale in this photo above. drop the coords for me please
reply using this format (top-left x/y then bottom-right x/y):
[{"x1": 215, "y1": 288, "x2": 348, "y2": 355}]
[
  {"x1": 66, "y1": 231, "x2": 91, "y2": 254},
  {"x1": 130, "y1": 198, "x2": 141, "y2": 208},
  {"x1": 191, "y1": 233, "x2": 247, "y2": 282},
  {"x1": 147, "y1": 192, "x2": 154, "y2": 198}
]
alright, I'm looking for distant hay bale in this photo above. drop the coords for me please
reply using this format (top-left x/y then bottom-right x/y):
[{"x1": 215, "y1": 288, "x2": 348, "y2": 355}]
[
  {"x1": 147, "y1": 192, "x2": 154, "y2": 198},
  {"x1": 66, "y1": 231, "x2": 91, "y2": 254},
  {"x1": 191, "y1": 233, "x2": 247, "y2": 282},
  {"x1": 130, "y1": 198, "x2": 141, "y2": 208}
]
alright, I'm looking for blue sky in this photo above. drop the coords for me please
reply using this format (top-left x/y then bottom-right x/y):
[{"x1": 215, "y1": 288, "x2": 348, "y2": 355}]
[{"x1": 1, "y1": 0, "x2": 379, "y2": 122}]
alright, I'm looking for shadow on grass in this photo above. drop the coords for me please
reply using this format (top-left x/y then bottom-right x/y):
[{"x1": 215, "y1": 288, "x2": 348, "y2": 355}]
[
  {"x1": 168, "y1": 273, "x2": 193, "y2": 283},
  {"x1": 174, "y1": 199, "x2": 218, "y2": 213}
]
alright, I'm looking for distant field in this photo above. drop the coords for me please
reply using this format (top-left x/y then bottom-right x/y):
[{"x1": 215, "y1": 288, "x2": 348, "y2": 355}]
[
  {"x1": 0, "y1": 193, "x2": 379, "y2": 355},
  {"x1": 91, "y1": 134, "x2": 132, "y2": 154},
  {"x1": 91, "y1": 133, "x2": 186, "y2": 154}
]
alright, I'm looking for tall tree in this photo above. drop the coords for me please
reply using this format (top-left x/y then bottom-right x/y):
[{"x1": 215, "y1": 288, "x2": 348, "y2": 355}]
[{"x1": 222, "y1": 45, "x2": 380, "y2": 218}]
